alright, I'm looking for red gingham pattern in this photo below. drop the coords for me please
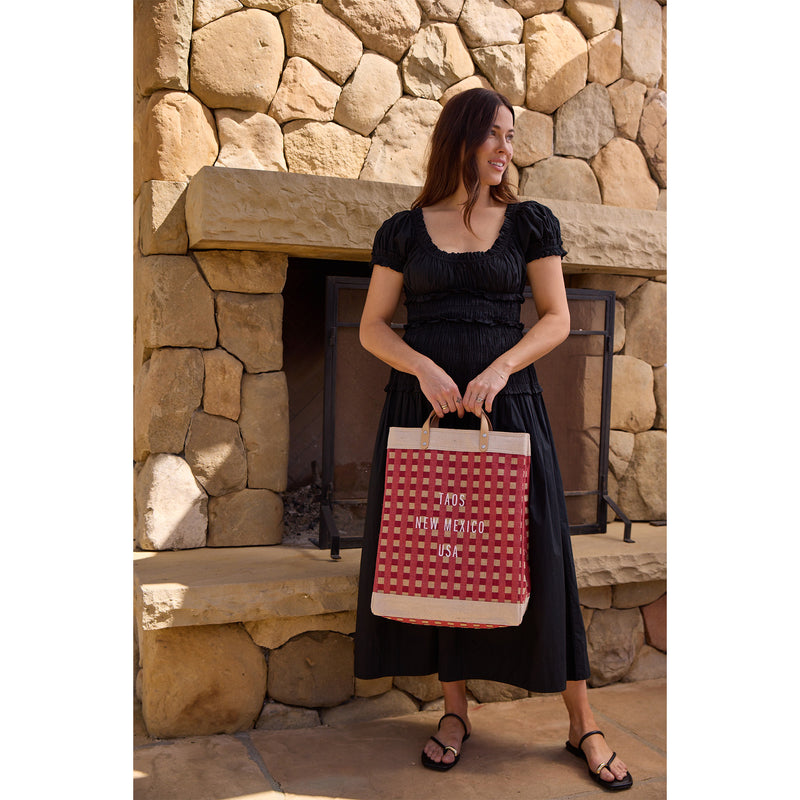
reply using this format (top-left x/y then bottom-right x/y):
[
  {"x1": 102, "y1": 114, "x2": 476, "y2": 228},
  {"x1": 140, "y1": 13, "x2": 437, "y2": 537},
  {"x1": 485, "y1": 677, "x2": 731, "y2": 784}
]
[{"x1": 373, "y1": 444, "x2": 530, "y2": 628}]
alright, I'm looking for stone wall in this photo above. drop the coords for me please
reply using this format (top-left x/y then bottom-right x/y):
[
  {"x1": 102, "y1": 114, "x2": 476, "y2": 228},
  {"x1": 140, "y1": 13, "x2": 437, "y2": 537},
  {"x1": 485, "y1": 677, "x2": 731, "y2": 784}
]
[
  {"x1": 133, "y1": 0, "x2": 667, "y2": 550},
  {"x1": 137, "y1": 578, "x2": 666, "y2": 738}
]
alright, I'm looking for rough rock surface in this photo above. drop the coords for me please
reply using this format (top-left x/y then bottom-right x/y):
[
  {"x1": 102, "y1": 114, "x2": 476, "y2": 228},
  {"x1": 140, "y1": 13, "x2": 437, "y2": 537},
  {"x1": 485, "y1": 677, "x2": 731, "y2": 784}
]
[
  {"x1": 467, "y1": 679, "x2": 528, "y2": 702},
  {"x1": 360, "y1": 97, "x2": 442, "y2": 186},
  {"x1": 554, "y1": 82, "x2": 615, "y2": 159},
  {"x1": 587, "y1": 28, "x2": 622, "y2": 86},
  {"x1": 140, "y1": 623, "x2": 267, "y2": 737},
  {"x1": 393, "y1": 674, "x2": 443, "y2": 703},
  {"x1": 134, "y1": 0, "x2": 193, "y2": 95},
  {"x1": 245, "y1": 611, "x2": 355, "y2": 649},
  {"x1": 519, "y1": 156, "x2": 601, "y2": 204},
  {"x1": 136, "y1": 454, "x2": 208, "y2": 550},
  {"x1": 472, "y1": 44, "x2": 526, "y2": 105},
  {"x1": 194, "y1": 0, "x2": 244, "y2": 29},
  {"x1": 402, "y1": 22, "x2": 474, "y2": 100},
  {"x1": 641, "y1": 592, "x2": 666, "y2": 651},
  {"x1": 138, "y1": 180, "x2": 189, "y2": 256},
  {"x1": 215, "y1": 109, "x2": 288, "y2": 171},
  {"x1": 268, "y1": 631, "x2": 354, "y2": 707},
  {"x1": 418, "y1": 0, "x2": 465, "y2": 23},
  {"x1": 270, "y1": 57, "x2": 342, "y2": 124},
  {"x1": 622, "y1": 643, "x2": 666, "y2": 681},
  {"x1": 134, "y1": 348, "x2": 205, "y2": 461},
  {"x1": 239, "y1": 372, "x2": 290, "y2": 491},
  {"x1": 283, "y1": 121, "x2": 371, "y2": 179},
  {"x1": 207, "y1": 488, "x2": 284, "y2": 545},
  {"x1": 638, "y1": 88, "x2": 667, "y2": 187},
  {"x1": 202, "y1": 348, "x2": 243, "y2": 420},
  {"x1": 617, "y1": 430, "x2": 666, "y2": 520},
  {"x1": 623, "y1": 279, "x2": 666, "y2": 366},
  {"x1": 511, "y1": 106, "x2": 553, "y2": 167},
  {"x1": 620, "y1": 0, "x2": 662, "y2": 86},
  {"x1": 255, "y1": 702, "x2": 321, "y2": 730},
  {"x1": 459, "y1": 0, "x2": 523, "y2": 48},
  {"x1": 190, "y1": 9, "x2": 285, "y2": 111},
  {"x1": 591, "y1": 137, "x2": 660, "y2": 210},
  {"x1": 524, "y1": 12, "x2": 588, "y2": 114},
  {"x1": 610, "y1": 355, "x2": 655, "y2": 432},
  {"x1": 653, "y1": 365, "x2": 666, "y2": 429},
  {"x1": 322, "y1": 0, "x2": 421, "y2": 62},
  {"x1": 565, "y1": 0, "x2": 619, "y2": 39},
  {"x1": 613, "y1": 580, "x2": 666, "y2": 609},
  {"x1": 195, "y1": 250, "x2": 288, "y2": 294},
  {"x1": 586, "y1": 607, "x2": 645, "y2": 687},
  {"x1": 280, "y1": 3, "x2": 362, "y2": 85},
  {"x1": 216, "y1": 292, "x2": 284, "y2": 373},
  {"x1": 607, "y1": 78, "x2": 647, "y2": 140},
  {"x1": 184, "y1": 411, "x2": 248, "y2": 496},
  {"x1": 334, "y1": 52, "x2": 403, "y2": 136}
]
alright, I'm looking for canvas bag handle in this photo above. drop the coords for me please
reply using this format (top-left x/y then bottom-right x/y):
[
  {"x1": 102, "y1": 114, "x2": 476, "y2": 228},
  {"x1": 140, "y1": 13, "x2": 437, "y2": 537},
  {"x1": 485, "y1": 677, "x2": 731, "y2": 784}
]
[{"x1": 421, "y1": 409, "x2": 493, "y2": 451}]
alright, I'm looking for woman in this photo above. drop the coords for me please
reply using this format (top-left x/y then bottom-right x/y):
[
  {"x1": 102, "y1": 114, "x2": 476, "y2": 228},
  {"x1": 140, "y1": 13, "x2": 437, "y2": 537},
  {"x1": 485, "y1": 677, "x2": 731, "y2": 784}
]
[{"x1": 354, "y1": 88, "x2": 632, "y2": 791}]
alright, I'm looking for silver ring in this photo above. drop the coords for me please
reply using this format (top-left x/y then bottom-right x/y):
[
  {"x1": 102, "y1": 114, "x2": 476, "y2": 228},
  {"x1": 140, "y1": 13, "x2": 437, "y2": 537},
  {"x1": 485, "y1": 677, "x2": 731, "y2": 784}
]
[{"x1": 476, "y1": 396, "x2": 485, "y2": 402}]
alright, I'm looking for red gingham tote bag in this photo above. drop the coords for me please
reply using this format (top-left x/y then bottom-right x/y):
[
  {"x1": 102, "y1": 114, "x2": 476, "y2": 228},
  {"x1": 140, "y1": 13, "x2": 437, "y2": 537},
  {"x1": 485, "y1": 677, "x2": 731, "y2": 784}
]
[{"x1": 371, "y1": 411, "x2": 531, "y2": 628}]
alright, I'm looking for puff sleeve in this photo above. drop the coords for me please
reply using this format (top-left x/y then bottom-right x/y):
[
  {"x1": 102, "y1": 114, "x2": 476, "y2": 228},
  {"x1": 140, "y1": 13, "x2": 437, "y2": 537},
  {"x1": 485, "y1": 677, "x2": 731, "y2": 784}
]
[
  {"x1": 515, "y1": 200, "x2": 568, "y2": 262},
  {"x1": 369, "y1": 210, "x2": 414, "y2": 273}
]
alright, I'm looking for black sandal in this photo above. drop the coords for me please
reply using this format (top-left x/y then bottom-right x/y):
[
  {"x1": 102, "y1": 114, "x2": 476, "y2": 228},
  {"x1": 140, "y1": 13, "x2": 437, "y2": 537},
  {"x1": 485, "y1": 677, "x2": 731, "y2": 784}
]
[
  {"x1": 565, "y1": 730, "x2": 633, "y2": 791},
  {"x1": 421, "y1": 713, "x2": 471, "y2": 772}
]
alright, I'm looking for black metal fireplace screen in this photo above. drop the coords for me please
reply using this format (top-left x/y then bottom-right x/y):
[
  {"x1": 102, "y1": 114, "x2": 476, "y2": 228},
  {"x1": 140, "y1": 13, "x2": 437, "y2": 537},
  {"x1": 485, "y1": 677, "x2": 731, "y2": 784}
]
[{"x1": 318, "y1": 276, "x2": 632, "y2": 559}]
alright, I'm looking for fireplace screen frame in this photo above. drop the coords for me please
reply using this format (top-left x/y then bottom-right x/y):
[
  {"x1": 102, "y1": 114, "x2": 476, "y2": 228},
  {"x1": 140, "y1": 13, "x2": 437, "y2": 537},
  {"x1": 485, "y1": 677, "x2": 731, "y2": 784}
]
[{"x1": 318, "y1": 276, "x2": 632, "y2": 559}]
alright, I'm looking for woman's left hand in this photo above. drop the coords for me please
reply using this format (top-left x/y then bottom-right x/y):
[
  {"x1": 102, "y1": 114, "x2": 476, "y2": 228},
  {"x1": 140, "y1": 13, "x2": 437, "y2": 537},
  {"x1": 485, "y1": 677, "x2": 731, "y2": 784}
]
[{"x1": 462, "y1": 364, "x2": 509, "y2": 416}]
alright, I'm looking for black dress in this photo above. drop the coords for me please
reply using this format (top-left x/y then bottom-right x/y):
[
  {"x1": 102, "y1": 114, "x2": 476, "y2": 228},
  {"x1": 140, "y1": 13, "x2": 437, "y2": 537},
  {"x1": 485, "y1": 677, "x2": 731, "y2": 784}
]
[{"x1": 353, "y1": 201, "x2": 590, "y2": 693}]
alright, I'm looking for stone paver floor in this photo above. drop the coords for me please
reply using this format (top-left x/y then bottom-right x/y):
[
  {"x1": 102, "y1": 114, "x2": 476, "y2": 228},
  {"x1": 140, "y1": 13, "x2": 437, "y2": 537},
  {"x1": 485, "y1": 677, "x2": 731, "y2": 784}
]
[{"x1": 134, "y1": 678, "x2": 666, "y2": 799}]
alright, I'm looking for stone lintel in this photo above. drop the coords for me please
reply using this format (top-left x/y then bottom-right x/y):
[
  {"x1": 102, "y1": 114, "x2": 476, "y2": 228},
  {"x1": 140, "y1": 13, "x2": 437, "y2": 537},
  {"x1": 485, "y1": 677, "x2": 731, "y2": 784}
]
[
  {"x1": 134, "y1": 523, "x2": 665, "y2": 632},
  {"x1": 185, "y1": 167, "x2": 666, "y2": 277}
]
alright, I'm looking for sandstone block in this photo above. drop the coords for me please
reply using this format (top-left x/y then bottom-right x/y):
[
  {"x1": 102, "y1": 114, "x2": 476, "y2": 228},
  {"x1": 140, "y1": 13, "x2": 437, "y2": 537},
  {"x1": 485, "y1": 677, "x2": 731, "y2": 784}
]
[
  {"x1": 140, "y1": 623, "x2": 267, "y2": 737},
  {"x1": 138, "y1": 180, "x2": 189, "y2": 255},
  {"x1": 653, "y1": 364, "x2": 666, "y2": 429},
  {"x1": 242, "y1": 0, "x2": 315, "y2": 12},
  {"x1": 607, "y1": 78, "x2": 647, "y2": 140},
  {"x1": 613, "y1": 580, "x2": 666, "y2": 609},
  {"x1": 565, "y1": 0, "x2": 619, "y2": 38},
  {"x1": 402, "y1": 23, "x2": 474, "y2": 100},
  {"x1": 138, "y1": 90, "x2": 219, "y2": 185},
  {"x1": 472, "y1": 45, "x2": 526, "y2": 106},
  {"x1": 617, "y1": 430, "x2": 666, "y2": 520},
  {"x1": 136, "y1": 454, "x2": 208, "y2": 550},
  {"x1": 134, "y1": 0, "x2": 192, "y2": 95},
  {"x1": 519, "y1": 157, "x2": 601, "y2": 204},
  {"x1": 579, "y1": 584, "x2": 612, "y2": 609},
  {"x1": 281, "y1": 3, "x2": 362, "y2": 85},
  {"x1": 184, "y1": 411, "x2": 248, "y2": 496},
  {"x1": 660, "y1": 3, "x2": 666, "y2": 91},
  {"x1": 608, "y1": 429, "x2": 635, "y2": 480},
  {"x1": 194, "y1": 1, "x2": 244, "y2": 29},
  {"x1": 587, "y1": 28, "x2": 622, "y2": 86},
  {"x1": 623, "y1": 279, "x2": 665, "y2": 366},
  {"x1": 507, "y1": 0, "x2": 562, "y2": 16},
  {"x1": 269, "y1": 57, "x2": 341, "y2": 124},
  {"x1": 190, "y1": 9, "x2": 284, "y2": 111},
  {"x1": 459, "y1": 0, "x2": 523, "y2": 48},
  {"x1": 622, "y1": 643, "x2": 665, "y2": 682},
  {"x1": 418, "y1": 0, "x2": 464, "y2": 22},
  {"x1": 620, "y1": 0, "x2": 662, "y2": 86},
  {"x1": 195, "y1": 250, "x2": 288, "y2": 294},
  {"x1": 239, "y1": 372, "x2": 290, "y2": 491},
  {"x1": 320, "y1": 689, "x2": 418, "y2": 726},
  {"x1": 216, "y1": 292, "x2": 283, "y2": 373},
  {"x1": 555, "y1": 82, "x2": 615, "y2": 159},
  {"x1": 613, "y1": 299, "x2": 625, "y2": 353},
  {"x1": 466, "y1": 679, "x2": 528, "y2": 702},
  {"x1": 610, "y1": 355, "x2": 655, "y2": 432},
  {"x1": 255, "y1": 702, "x2": 320, "y2": 730},
  {"x1": 641, "y1": 591, "x2": 666, "y2": 651},
  {"x1": 334, "y1": 52, "x2": 403, "y2": 136},
  {"x1": 586, "y1": 607, "x2": 644, "y2": 687},
  {"x1": 355, "y1": 676, "x2": 394, "y2": 698},
  {"x1": 202, "y1": 349, "x2": 243, "y2": 420},
  {"x1": 134, "y1": 348, "x2": 204, "y2": 461},
  {"x1": 524, "y1": 12, "x2": 588, "y2": 114},
  {"x1": 268, "y1": 631, "x2": 354, "y2": 707},
  {"x1": 393, "y1": 674, "x2": 443, "y2": 703},
  {"x1": 134, "y1": 253, "x2": 217, "y2": 356},
  {"x1": 439, "y1": 75, "x2": 493, "y2": 105},
  {"x1": 511, "y1": 106, "x2": 552, "y2": 167},
  {"x1": 360, "y1": 97, "x2": 442, "y2": 186},
  {"x1": 321, "y1": 0, "x2": 421, "y2": 62},
  {"x1": 208, "y1": 488, "x2": 284, "y2": 546},
  {"x1": 245, "y1": 611, "x2": 355, "y2": 650},
  {"x1": 283, "y1": 120, "x2": 371, "y2": 179},
  {"x1": 214, "y1": 109, "x2": 288, "y2": 171},
  {"x1": 591, "y1": 137, "x2": 659, "y2": 210},
  {"x1": 657, "y1": 188, "x2": 666, "y2": 211},
  {"x1": 638, "y1": 88, "x2": 666, "y2": 188}
]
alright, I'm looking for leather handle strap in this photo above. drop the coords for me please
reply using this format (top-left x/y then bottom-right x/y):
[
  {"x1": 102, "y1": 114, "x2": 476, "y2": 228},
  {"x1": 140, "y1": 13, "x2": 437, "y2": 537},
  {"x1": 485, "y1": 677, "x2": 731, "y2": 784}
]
[{"x1": 421, "y1": 410, "x2": 492, "y2": 450}]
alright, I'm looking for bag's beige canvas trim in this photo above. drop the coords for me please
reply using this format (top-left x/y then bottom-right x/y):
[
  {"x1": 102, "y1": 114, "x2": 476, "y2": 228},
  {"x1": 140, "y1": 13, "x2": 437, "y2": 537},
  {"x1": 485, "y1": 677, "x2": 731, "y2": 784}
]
[
  {"x1": 387, "y1": 426, "x2": 531, "y2": 456},
  {"x1": 371, "y1": 591, "x2": 530, "y2": 628}
]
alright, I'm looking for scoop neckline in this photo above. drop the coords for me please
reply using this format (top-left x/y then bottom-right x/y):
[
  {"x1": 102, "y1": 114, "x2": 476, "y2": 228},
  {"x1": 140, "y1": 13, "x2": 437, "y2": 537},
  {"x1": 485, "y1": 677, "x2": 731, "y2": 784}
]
[{"x1": 415, "y1": 204, "x2": 516, "y2": 259}]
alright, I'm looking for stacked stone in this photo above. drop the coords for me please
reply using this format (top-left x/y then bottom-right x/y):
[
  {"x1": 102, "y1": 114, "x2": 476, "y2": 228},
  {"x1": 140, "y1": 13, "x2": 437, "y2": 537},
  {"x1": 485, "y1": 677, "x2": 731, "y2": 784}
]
[
  {"x1": 135, "y1": 0, "x2": 666, "y2": 203},
  {"x1": 138, "y1": 580, "x2": 665, "y2": 736},
  {"x1": 133, "y1": 242, "x2": 290, "y2": 549}
]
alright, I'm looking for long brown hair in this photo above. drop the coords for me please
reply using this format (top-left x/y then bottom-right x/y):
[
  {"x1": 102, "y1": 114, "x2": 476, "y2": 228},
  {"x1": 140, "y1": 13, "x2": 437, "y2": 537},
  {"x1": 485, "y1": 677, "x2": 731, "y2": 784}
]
[{"x1": 412, "y1": 88, "x2": 518, "y2": 233}]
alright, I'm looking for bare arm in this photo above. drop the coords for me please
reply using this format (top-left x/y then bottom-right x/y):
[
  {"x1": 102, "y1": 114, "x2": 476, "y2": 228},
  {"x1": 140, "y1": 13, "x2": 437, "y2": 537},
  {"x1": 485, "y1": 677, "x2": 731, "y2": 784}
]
[
  {"x1": 359, "y1": 265, "x2": 464, "y2": 418},
  {"x1": 461, "y1": 254, "x2": 570, "y2": 415}
]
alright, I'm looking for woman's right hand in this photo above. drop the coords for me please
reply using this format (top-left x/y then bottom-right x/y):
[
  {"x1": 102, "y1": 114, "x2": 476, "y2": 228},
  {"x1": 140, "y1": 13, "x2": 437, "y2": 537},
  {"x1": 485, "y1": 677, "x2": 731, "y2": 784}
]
[{"x1": 416, "y1": 360, "x2": 464, "y2": 419}]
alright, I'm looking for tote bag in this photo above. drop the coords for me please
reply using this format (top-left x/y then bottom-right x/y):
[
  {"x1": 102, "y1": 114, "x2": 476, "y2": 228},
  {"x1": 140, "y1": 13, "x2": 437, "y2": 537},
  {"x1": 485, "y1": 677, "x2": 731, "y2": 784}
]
[{"x1": 371, "y1": 411, "x2": 531, "y2": 628}]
